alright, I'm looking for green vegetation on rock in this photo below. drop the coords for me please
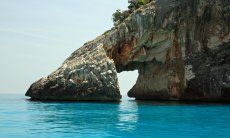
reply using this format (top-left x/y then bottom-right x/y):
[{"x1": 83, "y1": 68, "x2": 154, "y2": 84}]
[
  {"x1": 112, "y1": 0, "x2": 153, "y2": 26},
  {"x1": 112, "y1": 10, "x2": 130, "y2": 26}
]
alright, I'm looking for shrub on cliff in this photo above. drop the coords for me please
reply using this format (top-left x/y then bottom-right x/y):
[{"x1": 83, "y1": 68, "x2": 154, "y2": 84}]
[
  {"x1": 112, "y1": 10, "x2": 130, "y2": 26},
  {"x1": 112, "y1": 0, "x2": 153, "y2": 26},
  {"x1": 128, "y1": 0, "x2": 148, "y2": 10}
]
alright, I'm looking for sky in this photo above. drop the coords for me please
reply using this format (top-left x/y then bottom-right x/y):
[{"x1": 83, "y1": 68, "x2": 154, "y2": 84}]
[{"x1": 0, "y1": 0, "x2": 138, "y2": 96}]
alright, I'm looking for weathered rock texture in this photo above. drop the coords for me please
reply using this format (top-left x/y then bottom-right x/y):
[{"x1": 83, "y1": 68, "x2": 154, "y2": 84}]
[
  {"x1": 26, "y1": 0, "x2": 230, "y2": 102},
  {"x1": 26, "y1": 45, "x2": 120, "y2": 101}
]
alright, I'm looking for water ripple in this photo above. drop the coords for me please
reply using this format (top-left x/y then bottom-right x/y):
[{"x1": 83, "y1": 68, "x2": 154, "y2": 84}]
[{"x1": 1, "y1": 94, "x2": 230, "y2": 138}]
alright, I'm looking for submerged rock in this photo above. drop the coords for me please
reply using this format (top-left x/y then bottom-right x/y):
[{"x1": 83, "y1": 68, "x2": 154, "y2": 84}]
[{"x1": 26, "y1": 0, "x2": 230, "y2": 102}]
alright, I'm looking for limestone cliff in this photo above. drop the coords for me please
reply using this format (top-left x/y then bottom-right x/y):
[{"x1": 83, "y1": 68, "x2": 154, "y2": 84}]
[{"x1": 26, "y1": 0, "x2": 230, "y2": 102}]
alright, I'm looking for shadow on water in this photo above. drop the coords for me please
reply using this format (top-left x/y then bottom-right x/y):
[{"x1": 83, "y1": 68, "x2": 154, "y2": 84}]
[{"x1": 134, "y1": 99, "x2": 230, "y2": 106}]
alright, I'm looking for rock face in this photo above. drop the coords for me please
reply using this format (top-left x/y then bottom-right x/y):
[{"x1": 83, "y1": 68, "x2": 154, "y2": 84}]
[
  {"x1": 26, "y1": 0, "x2": 230, "y2": 102},
  {"x1": 26, "y1": 44, "x2": 120, "y2": 101}
]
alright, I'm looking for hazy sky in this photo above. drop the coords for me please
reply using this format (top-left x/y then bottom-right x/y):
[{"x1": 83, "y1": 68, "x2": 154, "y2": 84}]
[{"x1": 0, "y1": 0, "x2": 138, "y2": 96}]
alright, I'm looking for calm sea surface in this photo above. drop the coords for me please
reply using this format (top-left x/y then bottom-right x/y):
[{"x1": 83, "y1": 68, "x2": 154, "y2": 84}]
[{"x1": 1, "y1": 94, "x2": 230, "y2": 138}]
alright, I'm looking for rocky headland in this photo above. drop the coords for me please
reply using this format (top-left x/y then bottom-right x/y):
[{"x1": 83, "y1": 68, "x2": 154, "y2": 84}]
[{"x1": 26, "y1": 0, "x2": 230, "y2": 102}]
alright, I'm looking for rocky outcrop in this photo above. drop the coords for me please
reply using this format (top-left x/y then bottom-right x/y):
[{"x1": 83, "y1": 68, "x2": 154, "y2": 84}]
[
  {"x1": 26, "y1": 0, "x2": 230, "y2": 102},
  {"x1": 125, "y1": 0, "x2": 230, "y2": 101},
  {"x1": 26, "y1": 45, "x2": 120, "y2": 101}
]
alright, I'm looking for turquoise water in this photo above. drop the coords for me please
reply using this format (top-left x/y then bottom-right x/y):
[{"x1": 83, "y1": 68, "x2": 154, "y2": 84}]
[{"x1": 1, "y1": 94, "x2": 230, "y2": 138}]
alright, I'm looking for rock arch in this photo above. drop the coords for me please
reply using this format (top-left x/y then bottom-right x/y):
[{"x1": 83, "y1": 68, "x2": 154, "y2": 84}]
[{"x1": 26, "y1": 0, "x2": 230, "y2": 102}]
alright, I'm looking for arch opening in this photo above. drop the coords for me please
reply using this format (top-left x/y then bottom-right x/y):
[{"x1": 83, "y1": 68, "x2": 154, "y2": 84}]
[{"x1": 117, "y1": 70, "x2": 138, "y2": 100}]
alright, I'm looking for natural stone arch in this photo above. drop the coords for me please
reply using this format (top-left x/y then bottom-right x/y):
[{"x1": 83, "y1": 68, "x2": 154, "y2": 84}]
[{"x1": 26, "y1": 0, "x2": 230, "y2": 102}]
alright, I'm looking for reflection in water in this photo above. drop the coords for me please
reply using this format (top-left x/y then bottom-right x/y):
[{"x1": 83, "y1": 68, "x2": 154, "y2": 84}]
[
  {"x1": 24, "y1": 99, "x2": 139, "y2": 136},
  {"x1": 1, "y1": 94, "x2": 230, "y2": 137},
  {"x1": 25, "y1": 101, "x2": 121, "y2": 137},
  {"x1": 117, "y1": 100, "x2": 138, "y2": 132}
]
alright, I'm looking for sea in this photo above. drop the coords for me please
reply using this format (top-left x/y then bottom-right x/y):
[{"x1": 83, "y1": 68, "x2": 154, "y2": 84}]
[{"x1": 1, "y1": 93, "x2": 230, "y2": 138}]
